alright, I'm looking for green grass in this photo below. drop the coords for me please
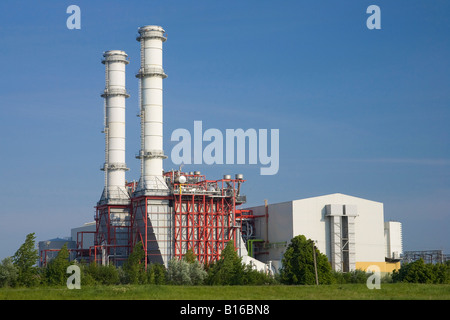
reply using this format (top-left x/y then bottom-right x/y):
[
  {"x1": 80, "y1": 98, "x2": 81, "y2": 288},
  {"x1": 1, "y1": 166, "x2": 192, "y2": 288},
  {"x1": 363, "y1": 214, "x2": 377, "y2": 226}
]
[{"x1": 1, "y1": 283, "x2": 449, "y2": 300}]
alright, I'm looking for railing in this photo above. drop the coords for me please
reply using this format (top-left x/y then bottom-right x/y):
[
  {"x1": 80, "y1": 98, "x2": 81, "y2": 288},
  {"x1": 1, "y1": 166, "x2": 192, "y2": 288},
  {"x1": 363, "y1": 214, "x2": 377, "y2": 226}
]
[{"x1": 136, "y1": 67, "x2": 167, "y2": 78}]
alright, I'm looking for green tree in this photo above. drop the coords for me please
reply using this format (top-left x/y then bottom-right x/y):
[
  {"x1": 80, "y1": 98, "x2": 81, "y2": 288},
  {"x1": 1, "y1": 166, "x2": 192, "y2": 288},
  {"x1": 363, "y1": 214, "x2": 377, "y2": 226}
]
[
  {"x1": 0, "y1": 257, "x2": 19, "y2": 287},
  {"x1": 149, "y1": 263, "x2": 166, "y2": 285},
  {"x1": 123, "y1": 242, "x2": 145, "y2": 284},
  {"x1": 13, "y1": 233, "x2": 40, "y2": 287},
  {"x1": 435, "y1": 263, "x2": 449, "y2": 284},
  {"x1": 206, "y1": 241, "x2": 246, "y2": 285},
  {"x1": 183, "y1": 249, "x2": 196, "y2": 264},
  {"x1": 280, "y1": 235, "x2": 334, "y2": 285},
  {"x1": 45, "y1": 243, "x2": 71, "y2": 286}
]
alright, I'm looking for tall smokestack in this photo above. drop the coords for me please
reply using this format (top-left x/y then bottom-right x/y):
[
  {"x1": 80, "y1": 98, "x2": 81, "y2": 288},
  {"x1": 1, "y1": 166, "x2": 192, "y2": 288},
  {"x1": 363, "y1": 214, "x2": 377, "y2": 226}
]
[
  {"x1": 136, "y1": 25, "x2": 168, "y2": 192},
  {"x1": 100, "y1": 50, "x2": 130, "y2": 203}
]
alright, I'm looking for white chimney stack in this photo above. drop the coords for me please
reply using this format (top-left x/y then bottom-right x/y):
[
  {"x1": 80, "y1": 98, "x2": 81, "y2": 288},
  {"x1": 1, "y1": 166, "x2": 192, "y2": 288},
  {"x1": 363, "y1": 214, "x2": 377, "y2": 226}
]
[
  {"x1": 100, "y1": 50, "x2": 130, "y2": 202},
  {"x1": 136, "y1": 25, "x2": 168, "y2": 192}
]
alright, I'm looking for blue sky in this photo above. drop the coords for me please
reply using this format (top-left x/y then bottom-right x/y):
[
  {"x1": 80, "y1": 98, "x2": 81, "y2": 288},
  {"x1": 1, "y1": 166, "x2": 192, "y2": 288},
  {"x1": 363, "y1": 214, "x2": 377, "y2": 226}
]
[{"x1": 0, "y1": 0, "x2": 449, "y2": 259}]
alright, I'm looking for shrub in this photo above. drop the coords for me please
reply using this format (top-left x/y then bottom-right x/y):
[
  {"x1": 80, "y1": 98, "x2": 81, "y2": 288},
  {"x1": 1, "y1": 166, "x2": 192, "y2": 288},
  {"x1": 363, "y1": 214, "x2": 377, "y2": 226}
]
[
  {"x1": 242, "y1": 264, "x2": 277, "y2": 285},
  {"x1": 80, "y1": 262, "x2": 120, "y2": 286},
  {"x1": 167, "y1": 250, "x2": 207, "y2": 285},
  {"x1": 392, "y1": 259, "x2": 449, "y2": 284},
  {"x1": 0, "y1": 257, "x2": 18, "y2": 288},
  {"x1": 149, "y1": 263, "x2": 167, "y2": 285},
  {"x1": 332, "y1": 270, "x2": 369, "y2": 284},
  {"x1": 96, "y1": 264, "x2": 120, "y2": 285}
]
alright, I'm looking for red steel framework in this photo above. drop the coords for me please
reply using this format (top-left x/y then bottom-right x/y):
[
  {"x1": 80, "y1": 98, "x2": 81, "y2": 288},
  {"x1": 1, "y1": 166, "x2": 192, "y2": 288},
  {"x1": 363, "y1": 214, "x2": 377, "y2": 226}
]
[
  {"x1": 93, "y1": 204, "x2": 131, "y2": 265},
  {"x1": 73, "y1": 174, "x2": 253, "y2": 268},
  {"x1": 171, "y1": 177, "x2": 239, "y2": 265}
]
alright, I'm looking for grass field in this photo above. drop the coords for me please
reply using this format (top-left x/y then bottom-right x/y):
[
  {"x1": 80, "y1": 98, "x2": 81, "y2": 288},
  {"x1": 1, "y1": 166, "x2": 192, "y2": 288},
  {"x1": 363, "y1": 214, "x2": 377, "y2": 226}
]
[{"x1": 1, "y1": 283, "x2": 449, "y2": 300}]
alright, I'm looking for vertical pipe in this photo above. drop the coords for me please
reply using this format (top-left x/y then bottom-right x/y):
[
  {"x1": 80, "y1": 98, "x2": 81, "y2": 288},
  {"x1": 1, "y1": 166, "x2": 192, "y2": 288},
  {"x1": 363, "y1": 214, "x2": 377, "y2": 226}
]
[
  {"x1": 264, "y1": 199, "x2": 269, "y2": 243},
  {"x1": 144, "y1": 198, "x2": 148, "y2": 270}
]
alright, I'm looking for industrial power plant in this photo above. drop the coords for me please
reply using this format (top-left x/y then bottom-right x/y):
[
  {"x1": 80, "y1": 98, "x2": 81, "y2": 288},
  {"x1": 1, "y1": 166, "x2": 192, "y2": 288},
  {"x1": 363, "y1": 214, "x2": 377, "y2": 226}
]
[{"x1": 38, "y1": 25, "x2": 403, "y2": 275}]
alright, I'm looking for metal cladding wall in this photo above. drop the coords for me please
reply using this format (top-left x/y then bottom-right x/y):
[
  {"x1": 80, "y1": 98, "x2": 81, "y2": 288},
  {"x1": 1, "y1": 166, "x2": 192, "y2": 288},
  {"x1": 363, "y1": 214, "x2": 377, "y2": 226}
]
[
  {"x1": 131, "y1": 195, "x2": 173, "y2": 267},
  {"x1": 248, "y1": 193, "x2": 390, "y2": 272},
  {"x1": 95, "y1": 204, "x2": 131, "y2": 265}
]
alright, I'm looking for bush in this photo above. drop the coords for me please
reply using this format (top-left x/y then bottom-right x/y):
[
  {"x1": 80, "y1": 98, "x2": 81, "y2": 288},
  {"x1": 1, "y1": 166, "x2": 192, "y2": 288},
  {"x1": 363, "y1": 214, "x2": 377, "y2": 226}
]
[
  {"x1": 392, "y1": 259, "x2": 449, "y2": 284},
  {"x1": 242, "y1": 265, "x2": 277, "y2": 285},
  {"x1": 80, "y1": 263, "x2": 97, "y2": 286},
  {"x1": 96, "y1": 264, "x2": 120, "y2": 285},
  {"x1": 167, "y1": 250, "x2": 207, "y2": 285},
  {"x1": 332, "y1": 270, "x2": 369, "y2": 284},
  {"x1": 0, "y1": 257, "x2": 18, "y2": 288},
  {"x1": 167, "y1": 258, "x2": 192, "y2": 285},
  {"x1": 146, "y1": 263, "x2": 167, "y2": 285},
  {"x1": 78, "y1": 262, "x2": 120, "y2": 286}
]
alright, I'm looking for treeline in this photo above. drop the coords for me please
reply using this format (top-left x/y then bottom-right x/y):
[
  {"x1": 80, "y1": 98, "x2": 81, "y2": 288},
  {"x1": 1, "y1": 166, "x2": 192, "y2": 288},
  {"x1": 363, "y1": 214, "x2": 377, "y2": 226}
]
[
  {"x1": 392, "y1": 258, "x2": 449, "y2": 284},
  {"x1": 1, "y1": 233, "x2": 449, "y2": 288},
  {"x1": 0, "y1": 233, "x2": 275, "y2": 287}
]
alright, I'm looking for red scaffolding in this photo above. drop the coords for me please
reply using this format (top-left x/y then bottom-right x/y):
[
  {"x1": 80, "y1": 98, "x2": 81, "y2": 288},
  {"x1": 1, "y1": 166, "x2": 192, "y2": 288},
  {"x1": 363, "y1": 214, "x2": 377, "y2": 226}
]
[
  {"x1": 83, "y1": 173, "x2": 251, "y2": 268},
  {"x1": 171, "y1": 176, "x2": 240, "y2": 265}
]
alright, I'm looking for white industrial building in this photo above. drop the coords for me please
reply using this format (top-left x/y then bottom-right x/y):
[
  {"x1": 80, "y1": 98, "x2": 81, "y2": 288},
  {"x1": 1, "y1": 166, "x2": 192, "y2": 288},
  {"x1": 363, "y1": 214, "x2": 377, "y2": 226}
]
[
  {"x1": 247, "y1": 193, "x2": 402, "y2": 273},
  {"x1": 384, "y1": 221, "x2": 403, "y2": 260}
]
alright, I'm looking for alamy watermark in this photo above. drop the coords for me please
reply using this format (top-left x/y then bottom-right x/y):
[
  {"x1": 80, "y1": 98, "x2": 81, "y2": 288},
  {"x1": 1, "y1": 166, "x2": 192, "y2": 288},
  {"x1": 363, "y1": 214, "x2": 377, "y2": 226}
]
[
  {"x1": 367, "y1": 5, "x2": 381, "y2": 30},
  {"x1": 66, "y1": 5, "x2": 81, "y2": 30},
  {"x1": 366, "y1": 265, "x2": 381, "y2": 289},
  {"x1": 171, "y1": 121, "x2": 279, "y2": 175},
  {"x1": 66, "y1": 265, "x2": 81, "y2": 289},
  {"x1": 66, "y1": 4, "x2": 380, "y2": 31}
]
